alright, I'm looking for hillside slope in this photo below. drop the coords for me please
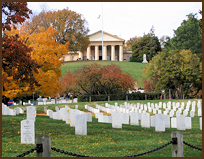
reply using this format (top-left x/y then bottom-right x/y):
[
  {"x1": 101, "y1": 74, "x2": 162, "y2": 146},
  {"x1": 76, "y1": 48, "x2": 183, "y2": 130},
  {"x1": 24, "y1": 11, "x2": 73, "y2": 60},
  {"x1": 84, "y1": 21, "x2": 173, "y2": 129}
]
[{"x1": 60, "y1": 61, "x2": 147, "y2": 87}]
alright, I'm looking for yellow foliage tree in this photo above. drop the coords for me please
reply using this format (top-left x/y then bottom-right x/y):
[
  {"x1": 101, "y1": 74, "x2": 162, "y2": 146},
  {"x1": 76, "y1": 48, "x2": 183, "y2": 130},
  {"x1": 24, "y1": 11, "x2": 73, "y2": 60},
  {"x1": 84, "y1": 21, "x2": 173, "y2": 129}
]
[
  {"x1": 4, "y1": 26, "x2": 69, "y2": 98},
  {"x1": 28, "y1": 26, "x2": 69, "y2": 97}
]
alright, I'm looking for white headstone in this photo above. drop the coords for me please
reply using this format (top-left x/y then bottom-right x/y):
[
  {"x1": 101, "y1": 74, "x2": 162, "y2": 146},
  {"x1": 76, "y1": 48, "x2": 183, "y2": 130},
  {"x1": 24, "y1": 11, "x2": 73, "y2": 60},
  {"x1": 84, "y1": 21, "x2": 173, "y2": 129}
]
[
  {"x1": 86, "y1": 113, "x2": 92, "y2": 122},
  {"x1": 165, "y1": 115, "x2": 170, "y2": 128},
  {"x1": 53, "y1": 111, "x2": 60, "y2": 120},
  {"x1": 9, "y1": 109, "x2": 16, "y2": 116},
  {"x1": 49, "y1": 110, "x2": 53, "y2": 118},
  {"x1": 19, "y1": 108, "x2": 24, "y2": 114},
  {"x1": 176, "y1": 110, "x2": 180, "y2": 117},
  {"x1": 103, "y1": 116, "x2": 109, "y2": 123},
  {"x1": 21, "y1": 119, "x2": 35, "y2": 144},
  {"x1": 59, "y1": 108, "x2": 68, "y2": 120},
  {"x1": 185, "y1": 117, "x2": 192, "y2": 129},
  {"x1": 171, "y1": 117, "x2": 177, "y2": 128},
  {"x1": 183, "y1": 110, "x2": 187, "y2": 117},
  {"x1": 98, "y1": 113, "x2": 104, "y2": 123},
  {"x1": 107, "y1": 116, "x2": 112, "y2": 123},
  {"x1": 2, "y1": 103, "x2": 8, "y2": 115},
  {"x1": 112, "y1": 111, "x2": 122, "y2": 128},
  {"x1": 44, "y1": 107, "x2": 47, "y2": 114},
  {"x1": 27, "y1": 106, "x2": 36, "y2": 121},
  {"x1": 75, "y1": 105, "x2": 78, "y2": 109},
  {"x1": 155, "y1": 114, "x2": 165, "y2": 132},
  {"x1": 163, "y1": 103, "x2": 166, "y2": 109},
  {"x1": 69, "y1": 109, "x2": 79, "y2": 127},
  {"x1": 121, "y1": 113, "x2": 129, "y2": 124},
  {"x1": 141, "y1": 113, "x2": 150, "y2": 128},
  {"x1": 130, "y1": 112, "x2": 139, "y2": 125},
  {"x1": 75, "y1": 114, "x2": 87, "y2": 135},
  {"x1": 170, "y1": 110, "x2": 174, "y2": 117},
  {"x1": 198, "y1": 109, "x2": 202, "y2": 116},
  {"x1": 14, "y1": 107, "x2": 20, "y2": 115},
  {"x1": 47, "y1": 109, "x2": 52, "y2": 116},
  {"x1": 138, "y1": 113, "x2": 141, "y2": 120},
  {"x1": 177, "y1": 115, "x2": 185, "y2": 130}
]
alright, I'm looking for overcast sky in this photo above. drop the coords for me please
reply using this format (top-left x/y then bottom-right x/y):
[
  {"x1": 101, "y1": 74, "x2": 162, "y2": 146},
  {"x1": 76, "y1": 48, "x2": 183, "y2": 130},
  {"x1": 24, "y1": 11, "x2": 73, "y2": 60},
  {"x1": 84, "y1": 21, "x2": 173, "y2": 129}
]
[{"x1": 27, "y1": 2, "x2": 202, "y2": 41}]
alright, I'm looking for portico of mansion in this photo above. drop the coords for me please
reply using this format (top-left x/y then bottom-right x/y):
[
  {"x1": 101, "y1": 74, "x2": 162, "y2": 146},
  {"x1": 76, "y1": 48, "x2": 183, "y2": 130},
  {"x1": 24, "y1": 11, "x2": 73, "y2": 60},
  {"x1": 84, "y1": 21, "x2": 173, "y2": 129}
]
[{"x1": 63, "y1": 30, "x2": 133, "y2": 62}]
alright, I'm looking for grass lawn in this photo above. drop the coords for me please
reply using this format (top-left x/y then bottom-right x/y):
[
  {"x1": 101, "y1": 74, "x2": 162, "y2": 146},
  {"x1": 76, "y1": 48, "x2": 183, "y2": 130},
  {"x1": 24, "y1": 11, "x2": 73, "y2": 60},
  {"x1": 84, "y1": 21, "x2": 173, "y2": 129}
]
[
  {"x1": 60, "y1": 61, "x2": 147, "y2": 87},
  {"x1": 2, "y1": 99, "x2": 202, "y2": 157}
]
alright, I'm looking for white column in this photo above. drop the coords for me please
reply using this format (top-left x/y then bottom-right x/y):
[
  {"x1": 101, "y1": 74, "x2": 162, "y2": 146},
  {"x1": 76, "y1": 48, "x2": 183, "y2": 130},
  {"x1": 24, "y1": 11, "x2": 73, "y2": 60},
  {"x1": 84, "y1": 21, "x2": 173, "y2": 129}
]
[
  {"x1": 119, "y1": 45, "x2": 123, "y2": 61},
  {"x1": 103, "y1": 45, "x2": 107, "y2": 60},
  {"x1": 111, "y1": 45, "x2": 115, "y2": 61},
  {"x1": 87, "y1": 46, "x2": 91, "y2": 60},
  {"x1": 95, "y1": 45, "x2": 99, "y2": 60}
]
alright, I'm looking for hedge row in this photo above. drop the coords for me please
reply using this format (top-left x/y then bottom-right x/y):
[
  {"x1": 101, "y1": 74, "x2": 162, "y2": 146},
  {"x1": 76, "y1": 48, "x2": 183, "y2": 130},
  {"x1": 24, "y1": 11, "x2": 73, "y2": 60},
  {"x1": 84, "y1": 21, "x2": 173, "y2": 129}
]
[{"x1": 78, "y1": 92, "x2": 161, "y2": 102}]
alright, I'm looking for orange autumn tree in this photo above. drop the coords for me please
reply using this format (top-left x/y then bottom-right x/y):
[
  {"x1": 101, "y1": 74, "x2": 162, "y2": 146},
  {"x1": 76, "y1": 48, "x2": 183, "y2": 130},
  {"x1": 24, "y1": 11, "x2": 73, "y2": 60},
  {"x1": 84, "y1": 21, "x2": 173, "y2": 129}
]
[
  {"x1": 4, "y1": 26, "x2": 69, "y2": 97},
  {"x1": 28, "y1": 26, "x2": 70, "y2": 97}
]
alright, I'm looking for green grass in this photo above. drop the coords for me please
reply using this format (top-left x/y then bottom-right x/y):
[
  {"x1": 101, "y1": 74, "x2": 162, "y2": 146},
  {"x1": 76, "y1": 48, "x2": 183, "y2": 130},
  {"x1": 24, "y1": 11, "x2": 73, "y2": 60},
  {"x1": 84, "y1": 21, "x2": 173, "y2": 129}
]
[
  {"x1": 60, "y1": 61, "x2": 147, "y2": 87},
  {"x1": 3, "y1": 99, "x2": 202, "y2": 157}
]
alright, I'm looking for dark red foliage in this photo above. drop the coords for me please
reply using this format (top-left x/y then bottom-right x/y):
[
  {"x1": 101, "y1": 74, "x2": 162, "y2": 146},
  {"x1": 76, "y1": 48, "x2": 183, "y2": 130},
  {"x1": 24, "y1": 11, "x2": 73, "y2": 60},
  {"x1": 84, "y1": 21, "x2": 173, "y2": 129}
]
[
  {"x1": 2, "y1": 2, "x2": 32, "y2": 31},
  {"x1": 2, "y1": 34, "x2": 41, "y2": 90}
]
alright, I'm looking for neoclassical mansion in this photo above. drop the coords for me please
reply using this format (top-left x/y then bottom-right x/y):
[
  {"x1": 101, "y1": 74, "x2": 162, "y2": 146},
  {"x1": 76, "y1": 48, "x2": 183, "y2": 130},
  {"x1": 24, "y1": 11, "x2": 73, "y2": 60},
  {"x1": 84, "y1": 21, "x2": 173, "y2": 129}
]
[{"x1": 63, "y1": 30, "x2": 132, "y2": 62}]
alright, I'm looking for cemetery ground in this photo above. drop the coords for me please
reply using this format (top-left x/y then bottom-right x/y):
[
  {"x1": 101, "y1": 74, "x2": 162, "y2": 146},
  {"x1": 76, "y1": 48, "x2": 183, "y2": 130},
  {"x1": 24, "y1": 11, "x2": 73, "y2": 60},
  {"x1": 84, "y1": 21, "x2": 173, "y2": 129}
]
[{"x1": 2, "y1": 99, "x2": 202, "y2": 157}]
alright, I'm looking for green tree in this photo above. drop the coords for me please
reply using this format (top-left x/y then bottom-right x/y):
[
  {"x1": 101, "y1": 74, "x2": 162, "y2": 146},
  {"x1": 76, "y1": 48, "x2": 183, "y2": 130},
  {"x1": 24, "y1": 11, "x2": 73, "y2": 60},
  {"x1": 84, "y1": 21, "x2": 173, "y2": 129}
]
[
  {"x1": 130, "y1": 26, "x2": 161, "y2": 62},
  {"x1": 142, "y1": 49, "x2": 202, "y2": 97},
  {"x1": 164, "y1": 13, "x2": 202, "y2": 60}
]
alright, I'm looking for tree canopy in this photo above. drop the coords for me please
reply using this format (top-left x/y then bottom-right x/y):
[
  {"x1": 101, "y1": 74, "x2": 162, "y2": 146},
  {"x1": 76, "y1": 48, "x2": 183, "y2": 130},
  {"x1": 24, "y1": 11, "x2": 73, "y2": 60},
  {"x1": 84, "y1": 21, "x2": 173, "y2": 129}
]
[
  {"x1": 164, "y1": 13, "x2": 202, "y2": 60},
  {"x1": 142, "y1": 49, "x2": 202, "y2": 96},
  {"x1": 23, "y1": 8, "x2": 90, "y2": 53},
  {"x1": 130, "y1": 33, "x2": 161, "y2": 62}
]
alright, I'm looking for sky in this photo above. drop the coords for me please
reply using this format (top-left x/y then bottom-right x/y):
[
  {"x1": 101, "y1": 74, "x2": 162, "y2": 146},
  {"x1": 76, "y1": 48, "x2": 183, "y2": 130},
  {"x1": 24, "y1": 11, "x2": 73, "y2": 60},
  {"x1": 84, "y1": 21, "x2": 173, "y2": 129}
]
[{"x1": 27, "y1": 2, "x2": 202, "y2": 41}]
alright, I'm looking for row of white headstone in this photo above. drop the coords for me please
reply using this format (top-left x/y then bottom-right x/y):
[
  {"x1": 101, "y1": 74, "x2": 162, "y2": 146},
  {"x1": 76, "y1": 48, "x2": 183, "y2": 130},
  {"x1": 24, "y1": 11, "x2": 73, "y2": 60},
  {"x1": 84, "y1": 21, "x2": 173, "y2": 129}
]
[
  {"x1": 37, "y1": 98, "x2": 78, "y2": 105},
  {"x1": 45, "y1": 105, "x2": 92, "y2": 136},
  {"x1": 13, "y1": 100, "x2": 33, "y2": 106},
  {"x1": 85, "y1": 101, "x2": 202, "y2": 131},
  {"x1": 101, "y1": 100, "x2": 201, "y2": 117},
  {"x1": 2, "y1": 103, "x2": 25, "y2": 115}
]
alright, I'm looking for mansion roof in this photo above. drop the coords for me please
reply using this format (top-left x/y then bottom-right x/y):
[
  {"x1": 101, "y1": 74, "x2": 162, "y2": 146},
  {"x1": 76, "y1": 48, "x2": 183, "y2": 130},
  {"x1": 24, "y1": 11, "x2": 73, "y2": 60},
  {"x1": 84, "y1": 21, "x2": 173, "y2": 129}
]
[{"x1": 89, "y1": 30, "x2": 125, "y2": 42}]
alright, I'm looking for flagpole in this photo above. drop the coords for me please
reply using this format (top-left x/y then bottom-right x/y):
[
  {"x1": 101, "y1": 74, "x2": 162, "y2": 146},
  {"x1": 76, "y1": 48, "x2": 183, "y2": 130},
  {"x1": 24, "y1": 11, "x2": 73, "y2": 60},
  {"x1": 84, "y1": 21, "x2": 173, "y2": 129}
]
[{"x1": 102, "y1": 2, "x2": 103, "y2": 60}]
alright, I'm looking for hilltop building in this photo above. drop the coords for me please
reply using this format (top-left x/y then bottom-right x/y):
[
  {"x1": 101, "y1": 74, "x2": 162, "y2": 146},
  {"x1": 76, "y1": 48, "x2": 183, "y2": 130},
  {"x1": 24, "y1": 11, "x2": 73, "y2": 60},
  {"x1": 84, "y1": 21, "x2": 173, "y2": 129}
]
[{"x1": 62, "y1": 30, "x2": 133, "y2": 62}]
